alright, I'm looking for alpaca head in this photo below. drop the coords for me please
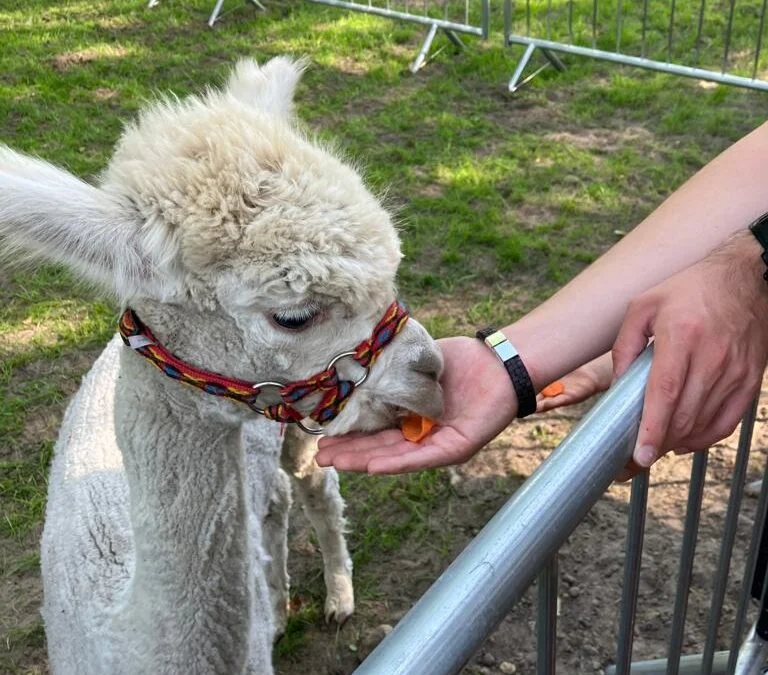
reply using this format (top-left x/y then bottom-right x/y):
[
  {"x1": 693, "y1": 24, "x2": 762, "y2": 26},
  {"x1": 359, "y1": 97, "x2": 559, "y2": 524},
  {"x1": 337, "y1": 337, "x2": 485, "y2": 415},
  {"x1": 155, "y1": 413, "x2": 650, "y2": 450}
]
[{"x1": 0, "y1": 57, "x2": 443, "y2": 433}]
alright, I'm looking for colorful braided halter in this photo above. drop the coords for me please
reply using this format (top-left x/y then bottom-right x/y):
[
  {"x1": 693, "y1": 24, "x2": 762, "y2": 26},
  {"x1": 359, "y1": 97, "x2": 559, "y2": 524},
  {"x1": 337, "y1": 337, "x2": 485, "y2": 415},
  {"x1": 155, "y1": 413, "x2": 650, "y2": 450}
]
[{"x1": 118, "y1": 300, "x2": 409, "y2": 434}]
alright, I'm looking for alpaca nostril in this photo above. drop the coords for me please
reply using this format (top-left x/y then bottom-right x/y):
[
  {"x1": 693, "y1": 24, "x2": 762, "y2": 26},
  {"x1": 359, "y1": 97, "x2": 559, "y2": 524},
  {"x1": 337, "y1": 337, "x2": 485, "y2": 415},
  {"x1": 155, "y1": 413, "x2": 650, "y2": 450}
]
[{"x1": 413, "y1": 350, "x2": 443, "y2": 382}]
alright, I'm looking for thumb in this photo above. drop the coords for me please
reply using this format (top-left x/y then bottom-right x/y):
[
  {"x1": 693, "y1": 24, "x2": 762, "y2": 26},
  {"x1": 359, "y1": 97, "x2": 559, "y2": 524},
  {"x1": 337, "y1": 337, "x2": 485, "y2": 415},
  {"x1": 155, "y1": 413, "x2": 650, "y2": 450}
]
[{"x1": 611, "y1": 298, "x2": 654, "y2": 382}]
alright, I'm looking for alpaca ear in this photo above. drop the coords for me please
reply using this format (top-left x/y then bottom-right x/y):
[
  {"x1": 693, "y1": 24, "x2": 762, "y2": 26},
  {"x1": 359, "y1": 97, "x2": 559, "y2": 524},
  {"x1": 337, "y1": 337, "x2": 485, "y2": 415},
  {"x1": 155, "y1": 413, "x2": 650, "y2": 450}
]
[
  {"x1": 0, "y1": 146, "x2": 176, "y2": 300},
  {"x1": 226, "y1": 56, "x2": 306, "y2": 118}
]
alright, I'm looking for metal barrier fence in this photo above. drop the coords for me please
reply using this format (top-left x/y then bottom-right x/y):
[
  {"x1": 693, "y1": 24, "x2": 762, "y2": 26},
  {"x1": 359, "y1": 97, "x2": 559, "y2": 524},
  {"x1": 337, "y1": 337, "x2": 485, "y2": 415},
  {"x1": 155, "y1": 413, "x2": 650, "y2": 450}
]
[
  {"x1": 503, "y1": 0, "x2": 768, "y2": 91},
  {"x1": 353, "y1": 348, "x2": 768, "y2": 674},
  {"x1": 306, "y1": 0, "x2": 490, "y2": 71},
  {"x1": 198, "y1": 0, "x2": 768, "y2": 94},
  {"x1": 194, "y1": 0, "x2": 489, "y2": 52}
]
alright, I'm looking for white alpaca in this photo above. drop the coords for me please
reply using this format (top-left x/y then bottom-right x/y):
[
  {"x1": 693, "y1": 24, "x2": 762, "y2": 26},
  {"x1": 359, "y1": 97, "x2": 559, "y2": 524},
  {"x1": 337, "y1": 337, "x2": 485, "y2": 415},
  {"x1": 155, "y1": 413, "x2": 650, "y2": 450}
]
[{"x1": 0, "y1": 57, "x2": 444, "y2": 675}]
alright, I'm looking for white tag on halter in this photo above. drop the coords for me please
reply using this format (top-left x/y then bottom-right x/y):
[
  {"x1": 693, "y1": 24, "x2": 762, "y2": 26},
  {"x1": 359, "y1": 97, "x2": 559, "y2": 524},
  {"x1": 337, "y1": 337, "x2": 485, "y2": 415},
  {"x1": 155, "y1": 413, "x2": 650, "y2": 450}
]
[{"x1": 127, "y1": 335, "x2": 155, "y2": 350}]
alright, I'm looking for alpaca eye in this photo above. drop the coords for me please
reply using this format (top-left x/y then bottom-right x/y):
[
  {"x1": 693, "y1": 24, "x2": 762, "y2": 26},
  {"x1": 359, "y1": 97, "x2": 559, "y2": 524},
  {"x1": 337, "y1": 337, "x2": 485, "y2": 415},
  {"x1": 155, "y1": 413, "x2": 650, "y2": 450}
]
[{"x1": 272, "y1": 307, "x2": 318, "y2": 330}]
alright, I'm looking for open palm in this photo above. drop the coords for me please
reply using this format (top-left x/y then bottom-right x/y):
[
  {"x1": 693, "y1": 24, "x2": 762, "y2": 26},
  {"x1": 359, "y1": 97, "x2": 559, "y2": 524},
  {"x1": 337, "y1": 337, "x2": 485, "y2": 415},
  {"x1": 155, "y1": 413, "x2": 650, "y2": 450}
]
[{"x1": 316, "y1": 336, "x2": 519, "y2": 474}]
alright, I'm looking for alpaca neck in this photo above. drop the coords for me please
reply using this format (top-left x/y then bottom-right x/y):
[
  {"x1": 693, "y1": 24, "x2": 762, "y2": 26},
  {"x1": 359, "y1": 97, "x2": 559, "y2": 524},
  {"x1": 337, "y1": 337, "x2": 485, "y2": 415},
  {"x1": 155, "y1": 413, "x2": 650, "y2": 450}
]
[{"x1": 111, "y1": 333, "x2": 259, "y2": 674}]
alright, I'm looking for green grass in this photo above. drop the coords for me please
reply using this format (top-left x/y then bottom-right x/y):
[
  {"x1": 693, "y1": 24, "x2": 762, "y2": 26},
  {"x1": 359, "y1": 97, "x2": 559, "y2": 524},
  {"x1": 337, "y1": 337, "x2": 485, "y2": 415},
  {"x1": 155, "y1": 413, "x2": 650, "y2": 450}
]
[{"x1": 0, "y1": 0, "x2": 767, "y2": 670}]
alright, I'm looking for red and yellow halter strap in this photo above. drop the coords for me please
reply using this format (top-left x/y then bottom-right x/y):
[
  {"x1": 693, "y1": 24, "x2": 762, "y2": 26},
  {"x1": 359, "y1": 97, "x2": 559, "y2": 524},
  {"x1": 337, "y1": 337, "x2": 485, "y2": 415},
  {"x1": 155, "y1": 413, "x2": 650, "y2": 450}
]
[{"x1": 118, "y1": 300, "x2": 409, "y2": 433}]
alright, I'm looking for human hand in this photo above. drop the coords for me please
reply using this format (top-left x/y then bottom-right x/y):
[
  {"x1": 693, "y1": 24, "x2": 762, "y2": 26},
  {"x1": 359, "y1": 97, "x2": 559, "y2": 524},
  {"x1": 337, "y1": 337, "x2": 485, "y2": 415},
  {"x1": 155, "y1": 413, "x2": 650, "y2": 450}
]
[
  {"x1": 315, "y1": 335, "x2": 518, "y2": 474},
  {"x1": 612, "y1": 231, "x2": 768, "y2": 477},
  {"x1": 536, "y1": 352, "x2": 613, "y2": 413}
]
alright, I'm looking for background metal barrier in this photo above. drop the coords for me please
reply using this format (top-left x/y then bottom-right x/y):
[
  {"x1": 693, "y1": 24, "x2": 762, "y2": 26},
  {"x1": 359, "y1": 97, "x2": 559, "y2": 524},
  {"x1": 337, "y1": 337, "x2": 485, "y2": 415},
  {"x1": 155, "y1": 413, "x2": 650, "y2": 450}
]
[
  {"x1": 503, "y1": 0, "x2": 768, "y2": 91},
  {"x1": 307, "y1": 0, "x2": 490, "y2": 71},
  {"x1": 354, "y1": 349, "x2": 768, "y2": 674}
]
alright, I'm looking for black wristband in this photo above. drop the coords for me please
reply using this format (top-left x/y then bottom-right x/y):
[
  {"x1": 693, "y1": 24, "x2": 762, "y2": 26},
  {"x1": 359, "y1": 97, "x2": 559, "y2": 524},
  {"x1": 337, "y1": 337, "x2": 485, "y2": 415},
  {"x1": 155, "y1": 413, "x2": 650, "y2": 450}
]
[
  {"x1": 748, "y1": 212, "x2": 768, "y2": 284},
  {"x1": 476, "y1": 327, "x2": 537, "y2": 418}
]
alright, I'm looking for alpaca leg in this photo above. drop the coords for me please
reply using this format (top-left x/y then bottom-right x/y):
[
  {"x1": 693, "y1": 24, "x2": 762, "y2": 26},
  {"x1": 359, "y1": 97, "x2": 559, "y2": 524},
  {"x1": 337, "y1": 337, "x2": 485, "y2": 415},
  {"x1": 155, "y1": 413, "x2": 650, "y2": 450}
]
[
  {"x1": 283, "y1": 427, "x2": 354, "y2": 624},
  {"x1": 263, "y1": 468, "x2": 292, "y2": 638}
]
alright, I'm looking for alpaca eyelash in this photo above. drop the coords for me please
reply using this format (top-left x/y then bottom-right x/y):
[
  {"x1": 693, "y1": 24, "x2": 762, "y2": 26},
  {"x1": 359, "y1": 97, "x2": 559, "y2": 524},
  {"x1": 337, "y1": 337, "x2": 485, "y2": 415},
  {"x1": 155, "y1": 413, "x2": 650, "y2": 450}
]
[{"x1": 271, "y1": 305, "x2": 320, "y2": 330}]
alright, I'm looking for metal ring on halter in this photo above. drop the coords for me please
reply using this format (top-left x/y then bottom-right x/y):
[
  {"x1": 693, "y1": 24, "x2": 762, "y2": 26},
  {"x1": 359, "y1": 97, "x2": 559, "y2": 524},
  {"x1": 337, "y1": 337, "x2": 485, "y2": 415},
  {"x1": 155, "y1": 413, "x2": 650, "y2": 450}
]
[
  {"x1": 250, "y1": 383, "x2": 326, "y2": 435},
  {"x1": 295, "y1": 418, "x2": 325, "y2": 435},
  {"x1": 325, "y1": 351, "x2": 369, "y2": 387},
  {"x1": 249, "y1": 381, "x2": 287, "y2": 415}
]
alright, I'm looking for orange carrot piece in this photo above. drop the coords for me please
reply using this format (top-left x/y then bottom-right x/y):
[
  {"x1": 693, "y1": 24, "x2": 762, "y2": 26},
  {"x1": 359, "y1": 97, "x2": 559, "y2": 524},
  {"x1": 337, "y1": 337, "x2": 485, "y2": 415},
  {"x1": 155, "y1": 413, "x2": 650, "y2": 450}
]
[
  {"x1": 540, "y1": 381, "x2": 565, "y2": 398},
  {"x1": 401, "y1": 414, "x2": 436, "y2": 443}
]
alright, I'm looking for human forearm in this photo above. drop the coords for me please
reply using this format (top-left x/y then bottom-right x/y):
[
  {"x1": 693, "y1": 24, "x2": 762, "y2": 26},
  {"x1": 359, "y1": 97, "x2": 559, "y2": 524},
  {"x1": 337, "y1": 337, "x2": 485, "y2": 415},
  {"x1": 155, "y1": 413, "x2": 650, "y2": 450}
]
[
  {"x1": 315, "y1": 121, "x2": 768, "y2": 477},
  {"x1": 505, "y1": 120, "x2": 768, "y2": 389}
]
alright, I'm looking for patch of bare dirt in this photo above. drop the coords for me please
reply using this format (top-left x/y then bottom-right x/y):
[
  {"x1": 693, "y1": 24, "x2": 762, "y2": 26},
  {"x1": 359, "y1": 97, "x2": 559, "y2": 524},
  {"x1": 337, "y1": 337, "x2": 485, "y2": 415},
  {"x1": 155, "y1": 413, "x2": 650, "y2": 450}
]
[
  {"x1": 50, "y1": 46, "x2": 129, "y2": 73},
  {"x1": 93, "y1": 87, "x2": 118, "y2": 101},
  {"x1": 543, "y1": 126, "x2": 655, "y2": 154}
]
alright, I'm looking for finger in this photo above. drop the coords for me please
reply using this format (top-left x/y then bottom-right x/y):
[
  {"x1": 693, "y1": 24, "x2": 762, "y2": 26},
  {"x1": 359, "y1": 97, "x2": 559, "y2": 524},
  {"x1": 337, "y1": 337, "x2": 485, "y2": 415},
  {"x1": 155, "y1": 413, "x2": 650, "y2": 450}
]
[
  {"x1": 315, "y1": 428, "x2": 405, "y2": 465},
  {"x1": 612, "y1": 299, "x2": 654, "y2": 381},
  {"x1": 633, "y1": 336, "x2": 692, "y2": 468},
  {"x1": 367, "y1": 427, "x2": 476, "y2": 474},
  {"x1": 331, "y1": 442, "x2": 419, "y2": 472},
  {"x1": 318, "y1": 427, "x2": 404, "y2": 450},
  {"x1": 687, "y1": 356, "x2": 756, "y2": 447},
  {"x1": 367, "y1": 444, "x2": 465, "y2": 474},
  {"x1": 661, "y1": 347, "x2": 725, "y2": 450},
  {"x1": 682, "y1": 386, "x2": 758, "y2": 450},
  {"x1": 536, "y1": 393, "x2": 572, "y2": 413},
  {"x1": 616, "y1": 464, "x2": 638, "y2": 482}
]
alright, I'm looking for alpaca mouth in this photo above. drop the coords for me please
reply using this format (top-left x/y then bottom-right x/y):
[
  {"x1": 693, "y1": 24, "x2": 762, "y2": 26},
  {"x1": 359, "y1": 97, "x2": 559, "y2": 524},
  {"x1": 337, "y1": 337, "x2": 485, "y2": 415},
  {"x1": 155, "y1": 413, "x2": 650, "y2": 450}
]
[{"x1": 393, "y1": 397, "x2": 443, "y2": 424}]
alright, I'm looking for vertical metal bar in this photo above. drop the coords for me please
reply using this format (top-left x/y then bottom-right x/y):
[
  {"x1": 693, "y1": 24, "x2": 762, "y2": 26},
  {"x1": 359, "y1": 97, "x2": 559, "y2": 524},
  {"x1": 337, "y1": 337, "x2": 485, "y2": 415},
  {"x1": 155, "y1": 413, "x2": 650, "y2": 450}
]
[
  {"x1": 722, "y1": 0, "x2": 737, "y2": 73},
  {"x1": 616, "y1": 0, "x2": 624, "y2": 52},
  {"x1": 592, "y1": 0, "x2": 598, "y2": 48},
  {"x1": 527, "y1": 0, "x2": 531, "y2": 36},
  {"x1": 423, "y1": 0, "x2": 427, "y2": 18},
  {"x1": 727, "y1": 410, "x2": 767, "y2": 675},
  {"x1": 443, "y1": 0, "x2": 448, "y2": 22},
  {"x1": 481, "y1": 0, "x2": 490, "y2": 39},
  {"x1": 666, "y1": 451, "x2": 709, "y2": 675},
  {"x1": 615, "y1": 472, "x2": 650, "y2": 675},
  {"x1": 568, "y1": 0, "x2": 574, "y2": 43},
  {"x1": 694, "y1": 0, "x2": 707, "y2": 64},
  {"x1": 702, "y1": 397, "x2": 759, "y2": 675},
  {"x1": 641, "y1": 0, "x2": 650, "y2": 58},
  {"x1": 546, "y1": 0, "x2": 552, "y2": 41},
  {"x1": 752, "y1": 0, "x2": 768, "y2": 79},
  {"x1": 464, "y1": 0, "x2": 468, "y2": 30},
  {"x1": 537, "y1": 556, "x2": 558, "y2": 674},
  {"x1": 667, "y1": 0, "x2": 677, "y2": 63}
]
